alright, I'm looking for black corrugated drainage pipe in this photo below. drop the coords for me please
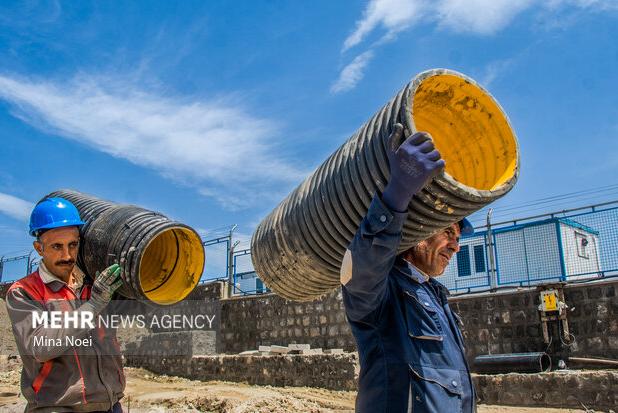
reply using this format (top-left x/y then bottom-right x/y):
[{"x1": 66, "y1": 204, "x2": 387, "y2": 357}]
[
  {"x1": 251, "y1": 68, "x2": 520, "y2": 301},
  {"x1": 473, "y1": 353, "x2": 552, "y2": 374},
  {"x1": 44, "y1": 190, "x2": 205, "y2": 306}
]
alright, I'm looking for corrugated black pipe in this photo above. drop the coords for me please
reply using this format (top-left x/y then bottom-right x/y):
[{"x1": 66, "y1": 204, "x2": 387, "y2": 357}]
[
  {"x1": 474, "y1": 352, "x2": 552, "y2": 374},
  {"x1": 251, "y1": 69, "x2": 520, "y2": 301},
  {"x1": 44, "y1": 190, "x2": 205, "y2": 306}
]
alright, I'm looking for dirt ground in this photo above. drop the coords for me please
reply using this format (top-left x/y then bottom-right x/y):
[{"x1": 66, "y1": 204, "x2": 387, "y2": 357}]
[{"x1": 0, "y1": 367, "x2": 591, "y2": 413}]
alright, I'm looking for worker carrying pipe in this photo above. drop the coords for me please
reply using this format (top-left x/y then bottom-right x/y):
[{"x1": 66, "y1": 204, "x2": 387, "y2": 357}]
[
  {"x1": 341, "y1": 124, "x2": 475, "y2": 413},
  {"x1": 5, "y1": 197, "x2": 125, "y2": 413}
]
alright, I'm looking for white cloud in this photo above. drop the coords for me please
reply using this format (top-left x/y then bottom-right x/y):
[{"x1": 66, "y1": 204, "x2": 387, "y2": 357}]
[
  {"x1": 481, "y1": 57, "x2": 517, "y2": 87},
  {"x1": 342, "y1": 0, "x2": 533, "y2": 53},
  {"x1": 0, "y1": 192, "x2": 33, "y2": 222},
  {"x1": 0, "y1": 74, "x2": 307, "y2": 210},
  {"x1": 436, "y1": 0, "x2": 534, "y2": 35},
  {"x1": 335, "y1": 0, "x2": 616, "y2": 92},
  {"x1": 342, "y1": 0, "x2": 425, "y2": 52},
  {"x1": 343, "y1": 0, "x2": 617, "y2": 48},
  {"x1": 336, "y1": 0, "x2": 533, "y2": 93},
  {"x1": 331, "y1": 50, "x2": 375, "y2": 94},
  {"x1": 546, "y1": 0, "x2": 618, "y2": 10}
]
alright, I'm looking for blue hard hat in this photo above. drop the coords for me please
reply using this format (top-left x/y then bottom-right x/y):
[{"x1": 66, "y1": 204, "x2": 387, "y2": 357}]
[
  {"x1": 458, "y1": 217, "x2": 474, "y2": 236},
  {"x1": 29, "y1": 197, "x2": 85, "y2": 237}
]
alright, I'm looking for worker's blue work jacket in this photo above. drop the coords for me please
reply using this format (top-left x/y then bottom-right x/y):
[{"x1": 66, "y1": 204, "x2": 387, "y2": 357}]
[{"x1": 341, "y1": 195, "x2": 475, "y2": 413}]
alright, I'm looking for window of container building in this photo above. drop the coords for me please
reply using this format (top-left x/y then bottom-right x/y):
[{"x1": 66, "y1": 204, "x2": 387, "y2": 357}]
[
  {"x1": 457, "y1": 245, "x2": 472, "y2": 277},
  {"x1": 474, "y1": 245, "x2": 486, "y2": 273}
]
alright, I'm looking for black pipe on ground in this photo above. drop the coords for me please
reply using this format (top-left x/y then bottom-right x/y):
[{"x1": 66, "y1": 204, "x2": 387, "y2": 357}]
[
  {"x1": 473, "y1": 352, "x2": 552, "y2": 374},
  {"x1": 44, "y1": 190, "x2": 205, "y2": 306}
]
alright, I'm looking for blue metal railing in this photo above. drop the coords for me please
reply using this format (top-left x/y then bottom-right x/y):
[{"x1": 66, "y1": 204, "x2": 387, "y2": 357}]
[{"x1": 3, "y1": 201, "x2": 616, "y2": 296}]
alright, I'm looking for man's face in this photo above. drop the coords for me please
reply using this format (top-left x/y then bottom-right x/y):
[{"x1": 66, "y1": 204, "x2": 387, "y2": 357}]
[
  {"x1": 405, "y1": 223, "x2": 461, "y2": 276},
  {"x1": 33, "y1": 226, "x2": 80, "y2": 282}
]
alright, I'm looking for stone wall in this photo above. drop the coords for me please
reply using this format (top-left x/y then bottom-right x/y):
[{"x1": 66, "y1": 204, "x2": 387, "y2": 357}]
[
  {"x1": 1, "y1": 278, "x2": 617, "y2": 367},
  {"x1": 1, "y1": 278, "x2": 617, "y2": 410},
  {"x1": 215, "y1": 279, "x2": 618, "y2": 367},
  {"x1": 475, "y1": 369, "x2": 618, "y2": 410},
  {"x1": 124, "y1": 353, "x2": 359, "y2": 391},
  {"x1": 124, "y1": 331, "x2": 217, "y2": 357},
  {"x1": 450, "y1": 280, "x2": 618, "y2": 365},
  {"x1": 218, "y1": 289, "x2": 354, "y2": 354},
  {"x1": 123, "y1": 352, "x2": 616, "y2": 410},
  {"x1": 565, "y1": 282, "x2": 618, "y2": 358}
]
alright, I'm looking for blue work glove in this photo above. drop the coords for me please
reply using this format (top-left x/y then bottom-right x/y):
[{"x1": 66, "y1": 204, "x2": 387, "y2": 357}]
[{"x1": 381, "y1": 123, "x2": 445, "y2": 212}]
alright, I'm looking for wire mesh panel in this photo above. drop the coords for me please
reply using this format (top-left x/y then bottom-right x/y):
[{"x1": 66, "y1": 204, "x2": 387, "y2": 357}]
[
  {"x1": 232, "y1": 252, "x2": 260, "y2": 295},
  {"x1": 0, "y1": 254, "x2": 36, "y2": 283},
  {"x1": 441, "y1": 203, "x2": 618, "y2": 292},
  {"x1": 494, "y1": 221, "x2": 563, "y2": 286},
  {"x1": 558, "y1": 207, "x2": 618, "y2": 278},
  {"x1": 201, "y1": 240, "x2": 229, "y2": 282}
]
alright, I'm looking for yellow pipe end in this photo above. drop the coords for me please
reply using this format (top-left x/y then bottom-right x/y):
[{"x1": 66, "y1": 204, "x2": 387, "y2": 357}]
[
  {"x1": 413, "y1": 74, "x2": 518, "y2": 191},
  {"x1": 139, "y1": 227, "x2": 205, "y2": 305}
]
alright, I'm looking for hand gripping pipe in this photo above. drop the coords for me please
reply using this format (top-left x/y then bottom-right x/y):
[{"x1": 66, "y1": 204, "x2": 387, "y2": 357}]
[
  {"x1": 44, "y1": 190, "x2": 205, "y2": 306},
  {"x1": 251, "y1": 69, "x2": 520, "y2": 301}
]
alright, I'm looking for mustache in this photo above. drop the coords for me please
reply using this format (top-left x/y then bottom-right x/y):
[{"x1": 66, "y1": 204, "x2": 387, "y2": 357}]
[{"x1": 55, "y1": 260, "x2": 75, "y2": 266}]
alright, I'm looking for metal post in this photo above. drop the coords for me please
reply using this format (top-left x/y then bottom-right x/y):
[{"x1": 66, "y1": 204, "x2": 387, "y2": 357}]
[
  {"x1": 486, "y1": 209, "x2": 498, "y2": 290},
  {"x1": 228, "y1": 240, "x2": 240, "y2": 295},
  {"x1": 27, "y1": 250, "x2": 36, "y2": 275},
  {"x1": 0, "y1": 256, "x2": 4, "y2": 283},
  {"x1": 231, "y1": 248, "x2": 252, "y2": 295},
  {"x1": 226, "y1": 225, "x2": 238, "y2": 297},
  {"x1": 224, "y1": 239, "x2": 230, "y2": 281}
]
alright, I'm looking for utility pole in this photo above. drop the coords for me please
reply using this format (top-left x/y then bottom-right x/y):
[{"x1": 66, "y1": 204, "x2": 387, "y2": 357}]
[
  {"x1": 27, "y1": 250, "x2": 37, "y2": 275},
  {"x1": 486, "y1": 209, "x2": 498, "y2": 290},
  {"x1": 226, "y1": 225, "x2": 238, "y2": 297}
]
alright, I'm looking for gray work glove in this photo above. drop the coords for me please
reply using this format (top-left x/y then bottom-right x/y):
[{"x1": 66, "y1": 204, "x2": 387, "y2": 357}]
[
  {"x1": 88, "y1": 263, "x2": 123, "y2": 313},
  {"x1": 382, "y1": 123, "x2": 445, "y2": 212}
]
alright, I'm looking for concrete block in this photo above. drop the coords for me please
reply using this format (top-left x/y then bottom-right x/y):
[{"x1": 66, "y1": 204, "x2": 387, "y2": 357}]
[
  {"x1": 270, "y1": 345, "x2": 290, "y2": 354},
  {"x1": 258, "y1": 345, "x2": 271, "y2": 352},
  {"x1": 290, "y1": 348, "x2": 323, "y2": 355},
  {"x1": 288, "y1": 343, "x2": 311, "y2": 350},
  {"x1": 324, "y1": 349, "x2": 344, "y2": 354}
]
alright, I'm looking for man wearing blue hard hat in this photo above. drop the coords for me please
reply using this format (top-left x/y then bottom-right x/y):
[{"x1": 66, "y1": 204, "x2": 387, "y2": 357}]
[
  {"x1": 341, "y1": 124, "x2": 476, "y2": 412},
  {"x1": 6, "y1": 197, "x2": 126, "y2": 412}
]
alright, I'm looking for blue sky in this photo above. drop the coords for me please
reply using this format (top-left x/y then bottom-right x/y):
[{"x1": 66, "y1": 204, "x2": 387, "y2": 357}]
[{"x1": 1, "y1": 0, "x2": 617, "y2": 281}]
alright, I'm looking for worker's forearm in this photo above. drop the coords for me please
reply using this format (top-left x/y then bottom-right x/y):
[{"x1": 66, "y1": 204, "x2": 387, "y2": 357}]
[{"x1": 341, "y1": 194, "x2": 407, "y2": 320}]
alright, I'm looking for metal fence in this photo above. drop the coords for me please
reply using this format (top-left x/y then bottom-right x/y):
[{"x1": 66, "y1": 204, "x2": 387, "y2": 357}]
[
  {"x1": 444, "y1": 200, "x2": 618, "y2": 293},
  {"x1": 0, "y1": 252, "x2": 39, "y2": 283},
  {"x1": 3, "y1": 200, "x2": 616, "y2": 296}
]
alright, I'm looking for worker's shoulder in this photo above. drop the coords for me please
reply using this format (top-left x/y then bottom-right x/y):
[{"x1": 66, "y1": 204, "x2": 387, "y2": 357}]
[{"x1": 7, "y1": 270, "x2": 43, "y2": 297}]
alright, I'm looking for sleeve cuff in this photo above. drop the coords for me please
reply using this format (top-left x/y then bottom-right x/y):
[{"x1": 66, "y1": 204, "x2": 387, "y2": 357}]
[{"x1": 362, "y1": 194, "x2": 408, "y2": 236}]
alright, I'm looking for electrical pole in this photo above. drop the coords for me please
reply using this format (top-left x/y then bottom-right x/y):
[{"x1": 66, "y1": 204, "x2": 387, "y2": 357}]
[
  {"x1": 486, "y1": 209, "x2": 498, "y2": 290},
  {"x1": 226, "y1": 225, "x2": 238, "y2": 297}
]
